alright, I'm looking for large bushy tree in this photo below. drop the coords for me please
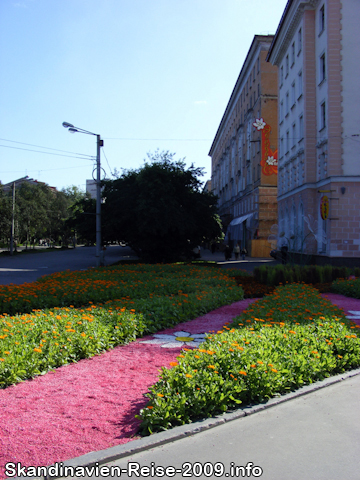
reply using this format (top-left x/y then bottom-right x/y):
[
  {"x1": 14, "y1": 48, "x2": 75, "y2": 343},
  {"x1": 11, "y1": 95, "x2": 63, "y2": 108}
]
[{"x1": 102, "y1": 150, "x2": 223, "y2": 262}]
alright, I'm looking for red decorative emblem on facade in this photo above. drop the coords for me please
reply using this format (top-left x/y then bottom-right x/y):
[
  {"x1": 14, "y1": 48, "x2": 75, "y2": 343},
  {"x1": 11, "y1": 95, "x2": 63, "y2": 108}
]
[{"x1": 253, "y1": 118, "x2": 278, "y2": 175}]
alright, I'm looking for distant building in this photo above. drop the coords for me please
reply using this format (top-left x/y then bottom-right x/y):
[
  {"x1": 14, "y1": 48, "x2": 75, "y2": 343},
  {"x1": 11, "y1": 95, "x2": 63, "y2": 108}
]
[
  {"x1": 209, "y1": 35, "x2": 278, "y2": 257},
  {"x1": 1, "y1": 176, "x2": 56, "y2": 193},
  {"x1": 86, "y1": 179, "x2": 97, "y2": 199},
  {"x1": 203, "y1": 179, "x2": 212, "y2": 193},
  {"x1": 267, "y1": 0, "x2": 360, "y2": 263}
]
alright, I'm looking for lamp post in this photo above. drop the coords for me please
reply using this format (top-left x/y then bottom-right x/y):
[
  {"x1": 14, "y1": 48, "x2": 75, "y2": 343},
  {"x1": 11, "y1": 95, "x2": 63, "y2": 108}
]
[{"x1": 62, "y1": 122, "x2": 104, "y2": 267}]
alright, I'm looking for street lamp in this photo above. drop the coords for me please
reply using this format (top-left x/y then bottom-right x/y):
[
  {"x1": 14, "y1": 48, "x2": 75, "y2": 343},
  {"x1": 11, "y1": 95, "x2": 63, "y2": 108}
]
[{"x1": 62, "y1": 122, "x2": 104, "y2": 267}]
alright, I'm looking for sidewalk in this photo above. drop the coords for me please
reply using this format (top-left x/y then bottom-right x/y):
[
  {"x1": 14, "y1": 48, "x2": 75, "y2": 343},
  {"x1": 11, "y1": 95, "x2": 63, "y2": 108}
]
[
  {"x1": 199, "y1": 248, "x2": 280, "y2": 274},
  {"x1": 63, "y1": 370, "x2": 360, "y2": 480}
]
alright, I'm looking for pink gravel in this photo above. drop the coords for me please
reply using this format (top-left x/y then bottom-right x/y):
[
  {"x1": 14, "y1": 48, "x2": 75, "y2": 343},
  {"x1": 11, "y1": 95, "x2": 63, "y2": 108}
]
[{"x1": 0, "y1": 299, "x2": 256, "y2": 478}]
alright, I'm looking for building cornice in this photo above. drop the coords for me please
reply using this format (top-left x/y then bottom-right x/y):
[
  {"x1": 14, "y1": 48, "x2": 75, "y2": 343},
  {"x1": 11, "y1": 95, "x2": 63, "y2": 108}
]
[
  {"x1": 278, "y1": 176, "x2": 360, "y2": 201},
  {"x1": 209, "y1": 35, "x2": 274, "y2": 157},
  {"x1": 267, "y1": 0, "x2": 318, "y2": 66}
]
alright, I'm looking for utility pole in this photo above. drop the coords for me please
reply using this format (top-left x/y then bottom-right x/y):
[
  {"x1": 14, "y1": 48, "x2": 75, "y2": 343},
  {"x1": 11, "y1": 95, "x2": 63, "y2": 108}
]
[{"x1": 10, "y1": 182, "x2": 15, "y2": 255}]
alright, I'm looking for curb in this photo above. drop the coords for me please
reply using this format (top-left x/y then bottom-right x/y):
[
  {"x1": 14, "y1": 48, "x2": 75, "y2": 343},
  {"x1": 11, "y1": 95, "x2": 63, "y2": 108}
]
[{"x1": 16, "y1": 367, "x2": 360, "y2": 479}]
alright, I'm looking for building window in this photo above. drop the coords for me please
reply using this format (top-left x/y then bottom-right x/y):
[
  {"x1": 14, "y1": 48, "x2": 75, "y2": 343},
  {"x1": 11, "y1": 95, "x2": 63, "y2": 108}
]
[
  {"x1": 298, "y1": 28, "x2": 302, "y2": 55},
  {"x1": 292, "y1": 123, "x2": 296, "y2": 148},
  {"x1": 298, "y1": 70, "x2": 303, "y2": 98},
  {"x1": 280, "y1": 101, "x2": 284, "y2": 123},
  {"x1": 319, "y1": 4, "x2": 325, "y2": 34},
  {"x1": 280, "y1": 65, "x2": 284, "y2": 86},
  {"x1": 299, "y1": 114, "x2": 304, "y2": 140},
  {"x1": 291, "y1": 42, "x2": 295, "y2": 67},
  {"x1": 286, "y1": 130, "x2": 290, "y2": 153},
  {"x1": 285, "y1": 91, "x2": 289, "y2": 116},
  {"x1": 319, "y1": 53, "x2": 326, "y2": 83},
  {"x1": 285, "y1": 55, "x2": 289, "y2": 77},
  {"x1": 291, "y1": 82, "x2": 296, "y2": 107},
  {"x1": 320, "y1": 101, "x2": 326, "y2": 130}
]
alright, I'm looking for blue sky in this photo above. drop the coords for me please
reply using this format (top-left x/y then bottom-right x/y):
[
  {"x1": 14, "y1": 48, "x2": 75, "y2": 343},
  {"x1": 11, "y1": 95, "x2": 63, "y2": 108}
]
[{"x1": 0, "y1": 0, "x2": 287, "y2": 191}]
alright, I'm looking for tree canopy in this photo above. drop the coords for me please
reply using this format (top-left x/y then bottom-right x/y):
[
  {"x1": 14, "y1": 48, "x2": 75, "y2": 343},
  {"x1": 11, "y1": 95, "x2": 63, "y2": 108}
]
[
  {"x1": 102, "y1": 151, "x2": 223, "y2": 262},
  {"x1": 0, "y1": 182, "x2": 87, "y2": 249}
]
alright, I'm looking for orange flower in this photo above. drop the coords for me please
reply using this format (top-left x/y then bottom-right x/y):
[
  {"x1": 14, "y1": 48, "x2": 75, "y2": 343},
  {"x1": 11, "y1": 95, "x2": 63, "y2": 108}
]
[
  {"x1": 157, "y1": 393, "x2": 164, "y2": 397},
  {"x1": 169, "y1": 361, "x2": 178, "y2": 367},
  {"x1": 239, "y1": 370, "x2": 247, "y2": 376},
  {"x1": 185, "y1": 374, "x2": 192, "y2": 378}
]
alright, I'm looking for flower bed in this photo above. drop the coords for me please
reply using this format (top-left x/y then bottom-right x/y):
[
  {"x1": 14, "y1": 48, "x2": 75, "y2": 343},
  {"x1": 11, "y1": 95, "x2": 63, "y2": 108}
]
[
  {"x1": 0, "y1": 265, "x2": 244, "y2": 388},
  {"x1": 332, "y1": 277, "x2": 360, "y2": 299},
  {"x1": 138, "y1": 284, "x2": 360, "y2": 435}
]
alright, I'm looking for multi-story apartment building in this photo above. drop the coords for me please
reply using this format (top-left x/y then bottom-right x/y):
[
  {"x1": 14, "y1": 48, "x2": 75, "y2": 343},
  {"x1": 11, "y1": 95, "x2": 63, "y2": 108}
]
[
  {"x1": 267, "y1": 0, "x2": 360, "y2": 263},
  {"x1": 209, "y1": 35, "x2": 278, "y2": 257}
]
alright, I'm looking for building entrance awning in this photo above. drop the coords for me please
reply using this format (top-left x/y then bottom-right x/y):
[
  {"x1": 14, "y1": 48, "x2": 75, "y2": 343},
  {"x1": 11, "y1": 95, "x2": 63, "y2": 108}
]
[{"x1": 229, "y1": 213, "x2": 254, "y2": 227}]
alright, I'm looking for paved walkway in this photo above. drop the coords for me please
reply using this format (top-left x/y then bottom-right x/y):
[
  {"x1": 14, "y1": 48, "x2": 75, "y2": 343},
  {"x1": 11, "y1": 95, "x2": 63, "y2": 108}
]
[{"x1": 0, "y1": 245, "x2": 137, "y2": 285}]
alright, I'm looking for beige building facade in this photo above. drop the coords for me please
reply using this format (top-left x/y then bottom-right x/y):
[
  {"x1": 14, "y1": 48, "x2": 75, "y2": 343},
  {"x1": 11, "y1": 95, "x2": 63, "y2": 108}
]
[
  {"x1": 267, "y1": 0, "x2": 360, "y2": 263},
  {"x1": 209, "y1": 35, "x2": 278, "y2": 257}
]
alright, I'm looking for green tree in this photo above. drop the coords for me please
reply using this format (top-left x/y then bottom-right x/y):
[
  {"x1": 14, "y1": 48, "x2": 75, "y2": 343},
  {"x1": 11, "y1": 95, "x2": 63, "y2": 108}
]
[
  {"x1": 102, "y1": 150, "x2": 223, "y2": 262},
  {"x1": 16, "y1": 183, "x2": 52, "y2": 247},
  {"x1": 65, "y1": 195, "x2": 96, "y2": 245},
  {"x1": 0, "y1": 186, "x2": 13, "y2": 247}
]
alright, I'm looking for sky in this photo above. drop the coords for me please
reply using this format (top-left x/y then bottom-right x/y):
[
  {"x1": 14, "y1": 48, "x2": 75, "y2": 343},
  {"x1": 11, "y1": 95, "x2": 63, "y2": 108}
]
[{"x1": 0, "y1": 0, "x2": 287, "y2": 192}]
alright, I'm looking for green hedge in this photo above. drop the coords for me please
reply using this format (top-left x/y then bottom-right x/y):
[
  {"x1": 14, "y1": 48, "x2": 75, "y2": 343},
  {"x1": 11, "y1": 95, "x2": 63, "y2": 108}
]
[{"x1": 253, "y1": 264, "x2": 359, "y2": 287}]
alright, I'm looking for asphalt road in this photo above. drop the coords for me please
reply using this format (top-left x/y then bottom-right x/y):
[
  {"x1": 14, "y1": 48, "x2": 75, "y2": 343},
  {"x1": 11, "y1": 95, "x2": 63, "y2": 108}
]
[{"x1": 0, "y1": 245, "x2": 137, "y2": 285}]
